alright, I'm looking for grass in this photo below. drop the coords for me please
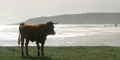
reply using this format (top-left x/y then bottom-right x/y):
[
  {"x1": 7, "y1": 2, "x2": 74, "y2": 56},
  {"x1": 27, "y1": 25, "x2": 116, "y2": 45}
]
[{"x1": 0, "y1": 46, "x2": 120, "y2": 60}]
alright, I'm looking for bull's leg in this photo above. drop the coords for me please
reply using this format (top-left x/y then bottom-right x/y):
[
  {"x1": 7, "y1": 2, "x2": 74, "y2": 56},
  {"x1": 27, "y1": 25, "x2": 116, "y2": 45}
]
[
  {"x1": 36, "y1": 42, "x2": 40, "y2": 56},
  {"x1": 25, "y1": 40, "x2": 29, "y2": 56},
  {"x1": 21, "y1": 37, "x2": 24, "y2": 56},
  {"x1": 41, "y1": 43, "x2": 45, "y2": 56}
]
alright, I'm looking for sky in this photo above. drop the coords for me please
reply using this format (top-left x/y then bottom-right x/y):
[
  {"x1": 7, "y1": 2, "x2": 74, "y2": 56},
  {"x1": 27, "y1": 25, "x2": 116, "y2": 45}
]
[{"x1": 0, "y1": 0, "x2": 120, "y2": 24}]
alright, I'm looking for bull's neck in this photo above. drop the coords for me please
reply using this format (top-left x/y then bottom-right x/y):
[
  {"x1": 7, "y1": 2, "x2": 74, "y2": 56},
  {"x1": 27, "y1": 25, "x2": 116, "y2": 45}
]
[{"x1": 42, "y1": 24, "x2": 49, "y2": 36}]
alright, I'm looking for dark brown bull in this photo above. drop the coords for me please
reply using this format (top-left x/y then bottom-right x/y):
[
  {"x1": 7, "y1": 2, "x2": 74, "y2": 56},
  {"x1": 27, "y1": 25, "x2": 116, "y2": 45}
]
[{"x1": 18, "y1": 21, "x2": 57, "y2": 56}]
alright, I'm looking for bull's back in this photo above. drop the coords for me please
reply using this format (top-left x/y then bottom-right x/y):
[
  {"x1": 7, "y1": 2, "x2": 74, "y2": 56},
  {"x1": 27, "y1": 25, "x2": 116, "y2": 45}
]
[
  {"x1": 26, "y1": 25, "x2": 46, "y2": 36},
  {"x1": 20, "y1": 24, "x2": 46, "y2": 40}
]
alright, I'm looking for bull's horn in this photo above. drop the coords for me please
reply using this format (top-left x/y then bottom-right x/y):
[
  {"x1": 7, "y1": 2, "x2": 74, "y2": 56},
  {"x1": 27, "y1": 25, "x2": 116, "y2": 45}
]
[{"x1": 53, "y1": 22, "x2": 59, "y2": 24}]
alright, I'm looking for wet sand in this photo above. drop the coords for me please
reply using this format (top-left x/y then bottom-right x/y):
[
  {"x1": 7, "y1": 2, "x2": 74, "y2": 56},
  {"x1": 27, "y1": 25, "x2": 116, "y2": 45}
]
[
  {"x1": 46, "y1": 34, "x2": 120, "y2": 46},
  {"x1": 0, "y1": 27, "x2": 120, "y2": 47},
  {"x1": 1, "y1": 34, "x2": 120, "y2": 47}
]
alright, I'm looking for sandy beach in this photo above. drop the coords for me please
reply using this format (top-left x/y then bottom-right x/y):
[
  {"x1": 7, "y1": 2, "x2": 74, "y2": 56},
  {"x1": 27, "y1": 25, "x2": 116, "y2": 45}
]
[
  {"x1": 0, "y1": 25, "x2": 120, "y2": 47},
  {"x1": 0, "y1": 34, "x2": 120, "y2": 47},
  {"x1": 46, "y1": 34, "x2": 120, "y2": 46}
]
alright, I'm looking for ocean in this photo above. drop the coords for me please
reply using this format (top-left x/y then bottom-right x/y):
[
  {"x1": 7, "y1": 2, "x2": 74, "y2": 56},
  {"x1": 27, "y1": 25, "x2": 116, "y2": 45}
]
[{"x1": 0, "y1": 24, "x2": 120, "y2": 46}]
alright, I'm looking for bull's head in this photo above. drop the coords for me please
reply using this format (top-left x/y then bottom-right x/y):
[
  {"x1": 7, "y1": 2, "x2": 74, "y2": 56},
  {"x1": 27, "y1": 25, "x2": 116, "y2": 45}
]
[{"x1": 46, "y1": 21, "x2": 58, "y2": 35}]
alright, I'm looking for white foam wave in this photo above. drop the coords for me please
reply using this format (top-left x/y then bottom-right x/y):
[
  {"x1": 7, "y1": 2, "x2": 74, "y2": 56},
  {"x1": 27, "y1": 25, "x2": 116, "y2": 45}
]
[{"x1": 0, "y1": 25, "x2": 119, "y2": 41}]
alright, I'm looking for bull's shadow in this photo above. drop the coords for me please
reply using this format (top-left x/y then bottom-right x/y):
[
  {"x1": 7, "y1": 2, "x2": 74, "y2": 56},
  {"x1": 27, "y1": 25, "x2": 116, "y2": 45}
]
[
  {"x1": 21, "y1": 56, "x2": 51, "y2": 60},
  {"x1": 21, "y1": 56, "x2": 60, "y2": 60}
]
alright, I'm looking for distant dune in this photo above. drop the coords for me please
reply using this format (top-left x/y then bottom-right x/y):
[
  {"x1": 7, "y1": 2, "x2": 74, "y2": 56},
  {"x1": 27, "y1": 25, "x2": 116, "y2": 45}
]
[{"x1": 14, "y1": 12, "x2": 120, "y2": 24}]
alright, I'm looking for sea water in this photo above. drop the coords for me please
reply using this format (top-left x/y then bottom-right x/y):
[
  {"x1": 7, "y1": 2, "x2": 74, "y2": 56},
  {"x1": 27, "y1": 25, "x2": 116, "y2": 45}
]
[{"x1": 0, "y1": 24, "x2": 120, "y2": 46}]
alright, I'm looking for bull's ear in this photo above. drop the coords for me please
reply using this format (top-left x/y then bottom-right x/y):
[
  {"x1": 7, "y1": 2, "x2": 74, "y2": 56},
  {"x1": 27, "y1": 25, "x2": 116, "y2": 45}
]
[{"x1": 53, "y1": 22, "x2": 59, "y2": 24}]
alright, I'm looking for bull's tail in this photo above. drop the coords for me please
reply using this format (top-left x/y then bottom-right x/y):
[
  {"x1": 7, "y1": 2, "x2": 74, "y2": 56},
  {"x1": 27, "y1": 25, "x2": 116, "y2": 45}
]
[
  {"x1": 18, "y1": 33, "x2": 21, "y2": 46},
  {"x1": 18, "y1": 23, "x2": 25, "y2": 46}
]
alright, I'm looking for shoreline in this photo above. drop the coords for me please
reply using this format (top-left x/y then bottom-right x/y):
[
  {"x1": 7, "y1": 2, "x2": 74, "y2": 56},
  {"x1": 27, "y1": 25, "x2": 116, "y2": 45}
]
[
  {"x1": 0, "y1": 26, "x2": 120, "y2": 47},
  {"x1": 0, "y1": 34, "x2": 120, "y2": 47}
]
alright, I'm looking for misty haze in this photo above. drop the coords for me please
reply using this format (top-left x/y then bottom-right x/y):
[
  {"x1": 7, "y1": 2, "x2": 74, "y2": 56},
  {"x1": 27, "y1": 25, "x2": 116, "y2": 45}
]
[{"x1": 0, "y1": 0, "x2": 120, "y2": 60}]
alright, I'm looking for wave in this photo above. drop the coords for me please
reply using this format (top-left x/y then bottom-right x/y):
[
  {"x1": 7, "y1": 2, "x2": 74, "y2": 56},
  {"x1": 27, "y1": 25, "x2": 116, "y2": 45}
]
[{"x1": 0, "y1": 24, "x2": 119, "y2": 41}]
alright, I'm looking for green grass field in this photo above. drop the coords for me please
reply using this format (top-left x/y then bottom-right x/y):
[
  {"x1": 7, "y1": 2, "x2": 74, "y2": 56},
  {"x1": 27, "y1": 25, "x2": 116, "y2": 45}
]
[{"x1": 0, "y1": 46, "x2": 120, "y2": 60}]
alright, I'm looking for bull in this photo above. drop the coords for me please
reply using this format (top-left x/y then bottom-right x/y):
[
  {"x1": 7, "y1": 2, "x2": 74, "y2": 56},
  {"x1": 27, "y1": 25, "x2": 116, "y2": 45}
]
[{"x1": 18, "y1": 21, "x2": 57, "y2": 56}]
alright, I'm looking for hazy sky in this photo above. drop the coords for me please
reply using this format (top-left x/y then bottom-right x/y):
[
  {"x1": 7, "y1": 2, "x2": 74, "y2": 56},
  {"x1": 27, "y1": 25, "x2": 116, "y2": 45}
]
[{"x1": 0, "y1": 0, "x2": 120, "y2": 24}]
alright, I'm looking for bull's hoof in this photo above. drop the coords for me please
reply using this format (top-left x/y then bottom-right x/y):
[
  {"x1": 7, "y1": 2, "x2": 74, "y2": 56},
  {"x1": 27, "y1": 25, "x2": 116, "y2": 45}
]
[
  {"x1": 38, "y1": 53, "x2": 40, "y2": 57},
  {"x1": 22, "y1": 53, "x2": 24, "y2": 56},
  {"x1": 38, "y1": 54, "x2": 40, "y2": 57},
  {"x1": 22, "y1": 54, "x2": 24, "y2": 56},
  {"x1": 26, "y1": 54, "x2": 29, "y2": 56},
  {"x1": 42, "y1": 53, "x2": 44, "y2": 57},
  {"x1": 42, "y1": 54, "x2": 44, "y2": 57},
  {"x1": 26, "y1": 52, "x2": 29, "y2": 56}
]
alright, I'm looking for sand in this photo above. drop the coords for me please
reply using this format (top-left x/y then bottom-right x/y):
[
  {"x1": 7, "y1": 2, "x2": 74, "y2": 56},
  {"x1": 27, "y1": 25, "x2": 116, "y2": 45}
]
[{"x1": 0, "y1": 27, "x2": 120, "y2": 47}]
